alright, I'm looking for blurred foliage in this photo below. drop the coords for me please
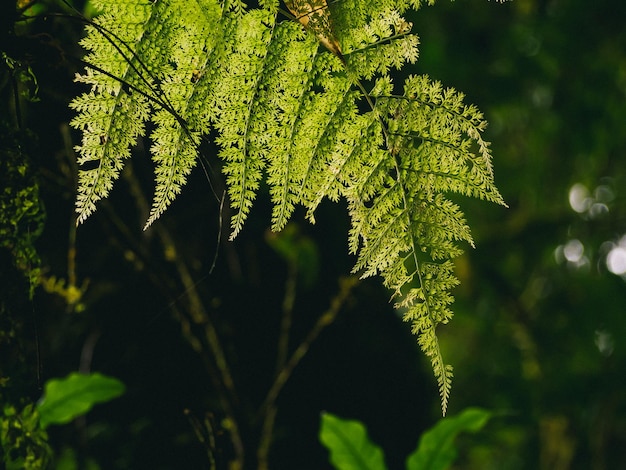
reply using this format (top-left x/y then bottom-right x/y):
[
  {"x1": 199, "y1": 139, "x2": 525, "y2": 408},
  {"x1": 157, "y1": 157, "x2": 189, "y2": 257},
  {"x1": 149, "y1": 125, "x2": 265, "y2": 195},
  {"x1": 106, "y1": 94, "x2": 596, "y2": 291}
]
[
  {"x1": 37, "y1": 372, "x2": 125, "y2": 429},
  {"x1": 0, "y1": 372, "x2": 124, "y2": 469},
  {"x1": 266, "y1": 223, "x2": 320, "y2": 288},
  {"x1": 406, "y1": 408, "x2": 491, "y2": 470},
  {"x1": 1, "y1": 15, "x2": 47, "y2": 468},
  {"x1": 0, "y1": 123, "x2": 46, "y2": 466},
  {"x1": 320, "y1": 411, "x2": 387, "y2": 470},
  {"x1": 409, "y1": 0, "x2": 626, "y2": 469},
  {"x1": 0, "y1": 122, "x2": 44, "y2": 296},
  {"x1": 1, "y1": 0, "x2": 625, "y2": 468},
  {"x1": 0, "y1": 124, "x2": 43, "y2": 395},
  {"x1": 0, "y1": 403, "x2": 51, "y2": 470},
  {"x1": 320, "y1": 408, "x2": 491, "y2": 470}
]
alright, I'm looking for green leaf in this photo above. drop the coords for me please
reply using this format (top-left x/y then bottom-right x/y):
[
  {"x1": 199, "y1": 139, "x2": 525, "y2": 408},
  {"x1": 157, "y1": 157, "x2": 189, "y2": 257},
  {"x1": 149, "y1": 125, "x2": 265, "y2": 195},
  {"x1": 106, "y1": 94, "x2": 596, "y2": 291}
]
[
  {"x1": 319, "y1": 412, "x2": 387, "y2": 470},
  {"x1": 36, "y1": 372, "x2": 125, "y2": 429},
  {"x1": 406, "y1": 407, "x2": 491, "y2": 470}
]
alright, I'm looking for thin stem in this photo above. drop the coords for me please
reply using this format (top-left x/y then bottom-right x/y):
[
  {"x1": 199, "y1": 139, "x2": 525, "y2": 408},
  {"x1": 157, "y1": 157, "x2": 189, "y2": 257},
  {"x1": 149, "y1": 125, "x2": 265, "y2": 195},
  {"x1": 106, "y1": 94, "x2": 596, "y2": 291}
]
[
  {"x1": 185, "y1": 410, "x2": 218, "y2": 470},
  {"x1": 256, "y1": 404, "x2": 278, "y2": 470},
  {"x1": 275, "y1": 261, "x2": 298, "y2": 375},
  {"x1": 258, "y1": 276, "x2": 358, "y2": 421},
  {"x1": 257, "y1": 260, "x2": 298, "y2": 469}
]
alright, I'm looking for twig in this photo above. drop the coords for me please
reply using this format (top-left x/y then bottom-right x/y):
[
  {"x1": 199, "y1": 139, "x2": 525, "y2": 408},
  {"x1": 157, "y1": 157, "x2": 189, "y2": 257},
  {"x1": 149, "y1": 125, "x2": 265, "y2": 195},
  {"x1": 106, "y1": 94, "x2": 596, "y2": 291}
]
[
  {"x1": 185, "y1": 409, "x2": 217, "y2": 470},
  {"x1": 256, "y1": 276, "x2": 359, "y2": 468},
  {"x1": 275, "y1": 261, "x2": 298, "y2": 376}
]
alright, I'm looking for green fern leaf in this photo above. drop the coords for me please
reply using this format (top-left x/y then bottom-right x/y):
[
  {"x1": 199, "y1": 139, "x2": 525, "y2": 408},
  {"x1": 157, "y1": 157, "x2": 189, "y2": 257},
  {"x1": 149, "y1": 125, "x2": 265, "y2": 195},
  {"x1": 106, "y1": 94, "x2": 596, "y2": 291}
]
[
  {"x1": 340, "y1": 73, "x2": 505, "y2": 414},
  {"x1": 70, "y1": 0, "x2": 155, "y2": 224},
  {"x1": 70, "y1": 0, "x2": 505, "y2": 413},
  {"x1": 143, "y1": 0, "x2": 223, "y2": 227}
]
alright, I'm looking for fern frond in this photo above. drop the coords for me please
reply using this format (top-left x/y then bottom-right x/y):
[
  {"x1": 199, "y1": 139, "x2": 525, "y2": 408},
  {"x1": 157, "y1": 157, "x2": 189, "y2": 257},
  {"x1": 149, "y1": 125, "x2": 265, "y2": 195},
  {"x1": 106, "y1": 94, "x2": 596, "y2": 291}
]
[
  {"x1": 387, "y1": 75, "x2": 506, "y2": 205},
  {"x1": 144, "y1": 0, "x2": 223, "y2": 227},
  {"x1": 343, "y1": 9, "x2": 419, "y2": 80},
  {"x1": 340, "y1": 73, "x2": 504, "y2": 413},
  {"x1": 70, "y1": 0, "x2": 505, "y2": 413},
  {"x1": 209, "y1": 9, "x2": 278, "y2": 238},
  {"x1": 247, "y1": 21, "x2": 318, "y2": 230},
  {"x1": 70, "y1": 0, "x2": 156, "y2": 224}
]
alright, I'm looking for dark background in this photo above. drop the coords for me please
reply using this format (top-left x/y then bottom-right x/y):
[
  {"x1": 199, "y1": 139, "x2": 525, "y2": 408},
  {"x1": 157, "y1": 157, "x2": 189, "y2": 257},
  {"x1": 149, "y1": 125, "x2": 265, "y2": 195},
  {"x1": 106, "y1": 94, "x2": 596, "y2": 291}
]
[{"x1": 2, "y1": 0, "x2": 625, "y2": 468}]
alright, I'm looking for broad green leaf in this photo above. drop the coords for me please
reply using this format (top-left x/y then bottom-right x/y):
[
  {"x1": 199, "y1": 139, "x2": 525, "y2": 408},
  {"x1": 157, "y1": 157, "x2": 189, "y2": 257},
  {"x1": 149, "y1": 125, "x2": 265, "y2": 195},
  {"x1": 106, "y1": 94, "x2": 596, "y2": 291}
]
[
  {"x1": 406, "y1": 407, "x2": 491, "y2": 470},
  {"x1": 37, "y1": 372, "x2": 125, "y2": 429},
  {"x1": 319, "y1": 412, "x2": 387, "y2": 470}
]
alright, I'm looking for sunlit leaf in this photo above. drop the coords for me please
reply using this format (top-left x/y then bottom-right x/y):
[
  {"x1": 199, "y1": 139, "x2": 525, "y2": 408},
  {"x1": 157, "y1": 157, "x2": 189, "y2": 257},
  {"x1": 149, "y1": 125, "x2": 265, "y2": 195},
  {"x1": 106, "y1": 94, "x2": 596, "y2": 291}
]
[
  {"x1": 37, "y1": 372, "x2": 125, "y2": 429},
  {"x1": 406, "y1": 407, "x2": 491, "y2": 470},
  {"x1": 319, "y1": 412, "x2": 387, "y2": 470}
]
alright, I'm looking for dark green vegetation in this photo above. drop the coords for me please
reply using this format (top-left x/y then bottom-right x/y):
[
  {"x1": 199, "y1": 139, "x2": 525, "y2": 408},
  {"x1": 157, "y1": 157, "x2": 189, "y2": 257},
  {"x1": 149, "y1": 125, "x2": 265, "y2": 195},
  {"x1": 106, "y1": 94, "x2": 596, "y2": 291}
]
[{"x1": 2, "y1": 0, "x2": 625, "y2": 469}]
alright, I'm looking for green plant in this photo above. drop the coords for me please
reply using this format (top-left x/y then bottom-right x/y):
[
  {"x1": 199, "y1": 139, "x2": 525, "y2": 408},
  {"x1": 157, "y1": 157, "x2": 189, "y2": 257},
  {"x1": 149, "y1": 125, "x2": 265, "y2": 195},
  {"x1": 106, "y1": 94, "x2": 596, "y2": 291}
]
[
  {"x1": 320, "y1": 407, "x2": 492, "y2": 470},
  {"x1": 69, "y1": 0, "x2": 505, "y2": 414},
  {"x1": 0, "y1": 122, "x2": 44, "y2": 295},
  {"x1": 36, "y1": 372, "x2": 126, "y2": 429},
  {"x1": 0, "y1": 372, "x2": 125, "y2": 469},
  {"x1": 1, "y1": 403, "x2": 51, "y2": 470}
]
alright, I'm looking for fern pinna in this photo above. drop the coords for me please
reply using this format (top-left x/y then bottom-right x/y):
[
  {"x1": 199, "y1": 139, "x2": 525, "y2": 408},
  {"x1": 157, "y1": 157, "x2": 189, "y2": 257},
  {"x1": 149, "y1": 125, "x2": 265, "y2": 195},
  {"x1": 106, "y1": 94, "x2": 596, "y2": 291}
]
[{"x1": 70, "y1": 0, "x2": 505, "y2": 414}]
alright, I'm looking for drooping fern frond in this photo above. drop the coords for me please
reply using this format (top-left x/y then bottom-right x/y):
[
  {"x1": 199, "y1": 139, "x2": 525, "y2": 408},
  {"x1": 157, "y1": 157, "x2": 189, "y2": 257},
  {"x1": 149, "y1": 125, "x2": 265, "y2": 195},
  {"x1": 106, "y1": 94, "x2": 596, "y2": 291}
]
[
  {"x1": 344, "y1": 75, "x2": 505, "y2": 412},
  {"x1": 70, "y1": 0, "x2": 506, "y2": 414}
]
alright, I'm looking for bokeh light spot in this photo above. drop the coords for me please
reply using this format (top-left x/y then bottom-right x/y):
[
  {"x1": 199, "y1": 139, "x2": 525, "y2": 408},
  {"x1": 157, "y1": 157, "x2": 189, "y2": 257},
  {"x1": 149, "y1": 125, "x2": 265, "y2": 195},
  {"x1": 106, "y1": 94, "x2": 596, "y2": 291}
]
[
  {"x1": 594, "y1": 329, "x2": 614, "y2": 357},
  {"x1": 606, "y1": 246, "x2": 626, "y2": 275},
  {"x1": 563, "y1": 239, "x2": 584, "y2": 263},
  {"x1": 569, "y1": 183, "x2": 591, "y2": 213}
]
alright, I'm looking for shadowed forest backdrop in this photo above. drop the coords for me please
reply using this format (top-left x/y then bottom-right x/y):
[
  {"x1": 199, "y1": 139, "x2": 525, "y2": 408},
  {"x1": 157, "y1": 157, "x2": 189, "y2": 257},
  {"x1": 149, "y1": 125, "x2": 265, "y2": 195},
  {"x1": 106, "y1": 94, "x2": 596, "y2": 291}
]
[{"x1": 2, "y1": 0, "x2": 625, "y2": 468}]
